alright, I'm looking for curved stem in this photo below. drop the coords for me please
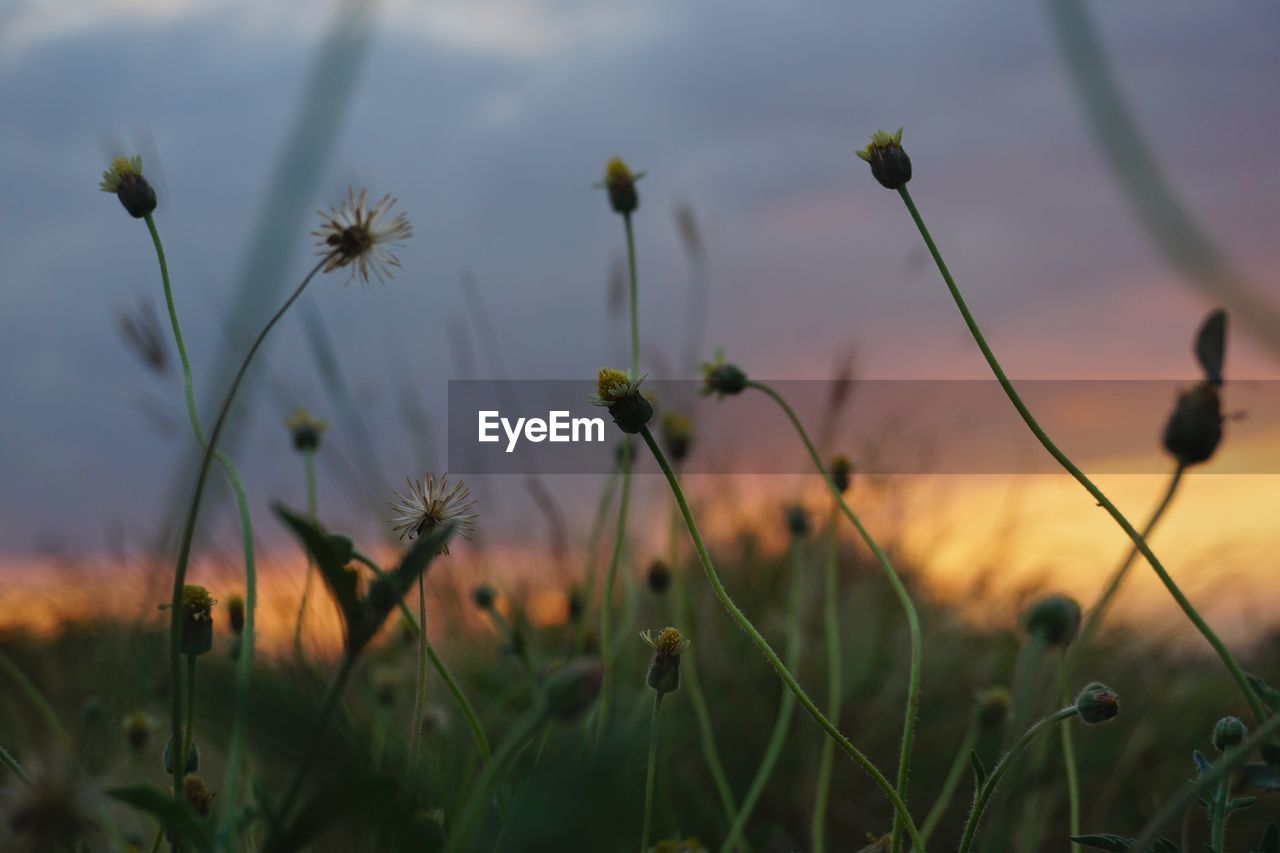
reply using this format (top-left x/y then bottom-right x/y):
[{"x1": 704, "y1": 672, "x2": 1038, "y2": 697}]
[
  {"x1": 897, "y1": 185, "x2": 1265, "y2": 724},
  {"x1": 638, "y1": 425, "x2": 925, "y2": 852},
  {"x1": 165, "y1": 255, "x2": 330, "y2": 798},
  {"x1": 812, "y1": 518, "x2": 844, "y2": 853},
  {"x1": 721, "y1": 538, "x2": 805, "y2": 853},
  {"x1": 144, "y1": 214, "x2": 259, "y2": 830},
  {"x1": 640, "y1": 692, "x2": 664, "y2": 853},
  {"x1": 957, "y1": 706, "x2": 1079, "y2": 853},
  {"x1": 920, "y1": 726, "x2": 978, "y2": 845},
  {"x1": 747, "y1": 379, "x2": 922, "y2": 851},
  {"x1": 1058, "y1": 668, "x2": 1082, "y2": 849},
  {"x1": 293, "y1": 449, "x2": 319, "y2": 659},
  {"x1": 597, "y1": 437, "x2": 633, "y2": 736}
]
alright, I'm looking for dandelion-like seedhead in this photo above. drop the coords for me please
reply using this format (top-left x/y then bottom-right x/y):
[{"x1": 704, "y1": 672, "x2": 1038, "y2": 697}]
[
  {"x1": 700, "y1": 353, "x2": 747, "y2": 399},
  {"x1": 388, "y1": 474, "x2": 477, "y2": 553},
  {"x1": 312, "y1": 188, "x2": 412, "y2": 284},
  {"x1": 99, "y1": 154, "x2": 157, "y2": 218},
  {"x1": 856, "y1": 127, "x2": 912, "y2": 190},
  {"x1": 599, "y1": 156, "x2": 644, "y2": 215},
  {"x1": 1074, "y1": 682, "x2": 1119, "y2": 724},
  {"x1": 642, "y1": 626, "x2": 690, "y2": 695},
  {"x1": 283, "y1": 407, "x2": 328, "y2": 452},
  {"x1": 591, "y1": 367, "x2": 654, "y2": 433}
]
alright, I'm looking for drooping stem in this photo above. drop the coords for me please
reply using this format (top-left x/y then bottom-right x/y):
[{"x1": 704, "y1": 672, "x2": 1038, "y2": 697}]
[
  {"x1": 166, "y1": 255, "x2": 331, "y2": 798},
  {"x1": 597, "y1": 437, "x2": 633, "y2": 736},
  {"x1": 640, "y1": 691, "x2": 665, "y2": 853},
  {"x1": 812, "y1": 515, "x2": 844, "y2": 852},
  {"x1": 446, "y1": 705, "x2": 546, "y2": 852},
  {"x1": 919, "y1": 726, "x2": 978, "y2": 845},
  {"x1": 746, "y1": 379, "x2": 922, "y2": 852},
  {"x1": 896, "y1": 185, "x2": 1265, "y2": 724},
  {"x1": 278, "y1": 653, "x2": 357, "y2": 821},
  {"x1": 638, "y1": 425, "x2": 925, "y2": 852},
  {"x1": 293, "y1": 449, "x2": 319, "y2": 659},
  {"x1": 721, "y1": 537, "x2": 805, "y2": 853},
  {"x1": 956, "y1": 706, "x2": 1079, "y2": 853}
]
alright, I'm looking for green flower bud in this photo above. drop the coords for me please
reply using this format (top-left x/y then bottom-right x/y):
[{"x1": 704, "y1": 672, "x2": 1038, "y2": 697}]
[
  {"x1": 592, "y1": 368, "x2": 654, "y2": 434},
  {"x1": 602, "y1": 157, "x2": 640, "y2": 215},
  {"x1": 1074, "y1": 682, "x2": 1119, "y2": 724},
  {"x1": 472, "y1": 584, "x2": 496, "y2": 610},
  {"x1": 1162, "y1": 382, "x2": 1222, "y2": 466},
  {"x1": 283, "y1": 407, "x2": 328, "y2": 452},
  {"x1": 784, "y1": 504, "x2": 811, "y2": 539},
  {"x1": 700, "y1": 355, "x2": 747, "y2": 399},
  {"x1": 661, "y1": 412, "x2": 695, "y2": 463},
  {"x1": 647, "y1": 559, "x2": 672, "y2": 595},
  {"x1": 122, "y1": 710, "x2": 156, "y2": 754},
  {"x1": 99, "y1": 155, "x2": 157, "y2": 218},
  {"x1": 226, "y1": 594, "x2": 245, "y2": 636},
  {"x1": 830, "y1": 455, "x2": 853, "y2": 494},
  {"x1": 179, "y1": 585, "x2": 215, "y2": 657},
  {"x1": 544, "y1": 658, "x2": 604, "y2": 721},
  {"x1": 974, "y1": 686, "x2": 1010, "y2": 730},
  {"x1": 855, "y1": 128, "x2": 912, "y2": 190},
  {"x1": 1212, "y1": 716, "x2": 1247, "y2": 753},
  {"x1": 1024, "y1": 594, "x2": 1081, "y2": 647},
  {"x1": 642, "y1": 627, "x2": 690, "y2": 696}
]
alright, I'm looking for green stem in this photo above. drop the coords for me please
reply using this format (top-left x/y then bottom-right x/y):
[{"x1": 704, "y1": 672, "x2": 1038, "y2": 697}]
[
  {"x1": 145, "y1": 214, "x2": 260, "y2": 824},
  {"x1": 721, "y1": 538, "x2": 805, "y2": 853},
  {"x1": 897, "y1": 185, "x2": 1265, "y2": 724},
  {"x1": 641, "y1": 691, "x2": 665, "y2": 853},
  {"x1": 638, "y1": 425, "x2": 925, "y2": 852},
  {"x1": 447, "y1": 706, "x2": 546, "y2": 852},
  {"x1": 812, "y1": 516, "x2": 844, "y2": 852},
  {"x1": 1058, "y1": 668, "x2": 1082, "y2": 850},
  {"x1": 669, "y1": 503, "x2": 739, "y2": 831},
  {"x1": 0, "y1": 743, "x2": 31, "y2": 784},
  {"x1": 293, "y1": 449, "x2": 319, "y2": 659},
  {"x1": 179, "y1": 655, "x2": 197, "y2": 779},
  {"x1": 408, "y1": 575, "x2": 429, "y2": 773},
  {"x1": 747, "y1": 379, "x2": 921, "y2": 852},
  {"x1": 579, "y1": 464, "x2": 621, "y2": 652},
  {"x1": 624, "y1": 212, "x2": 640, "y2": 380},
  {"x1": 278, "y1": 653, "x2": 356, "y2": 822},
  {"x1": 0, "y1": 650, "x2": 70, "y2": 743},
  {"x1": 352, "y1": 550, "x2": 492, "y2": 761},
  {"x1": 598, "y1": 437, "x2": 634, "y2": 736},
  {"x1": 1210, "y1": 776, "x2": 1228, "y2": 852},
  {"x1": 919, "y1": 727, "x2": 978, "y2": 845},
  {"x1": 165, "y1": 254, "x2": 330, "y2": 799},
  {"x1": 957, "y1": 706, "x2": 1079, "y2": 853}
]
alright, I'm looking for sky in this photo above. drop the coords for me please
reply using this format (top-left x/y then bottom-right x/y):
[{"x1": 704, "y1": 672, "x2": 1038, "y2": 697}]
[{"x1": 1, "y1": 0, "x2": 1278, "y2": 637}]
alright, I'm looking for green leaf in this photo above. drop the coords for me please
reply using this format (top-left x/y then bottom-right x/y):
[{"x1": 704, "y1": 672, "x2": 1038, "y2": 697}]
[
  {"x1": 1229, "y1": 795, "x2": 1258, "y2": 813},
  {"x1": 968, "y1": 749, "x2": 986, "y2": 788},
  {"x1": 1255, "y1": 822, "x2": 1279, "y2": 853},
  {"x1": 274, "y1": 504, "x2": 368, "y2": 651},
  {"x1": 108, "y1": 784, "x2": 214, "y2": 851},
  {"x1": 1244, "y1": 762, "x2": 1280, "y2": 791},
  {"x1": 1192, "y1": 749, "x2": 1213, "y2": 778},
  {"x1": 1245, "y1": 674, "x2": 1280, "y2": 713},
  {"x1": 1194, "y1": 309, "x2": 1227, "y2": 385},
  {"x1": 1070, "y1": 835, "x2": 1179, "y2": 853}
]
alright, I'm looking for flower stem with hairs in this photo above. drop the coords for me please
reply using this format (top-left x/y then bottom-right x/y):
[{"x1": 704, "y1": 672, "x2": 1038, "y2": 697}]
[
  {"x1": 640, "y1": 691, "x2": 664, "y2": 853},
  {"x1": 811, "y1": 514, "x2": 844, "y2": 852}
]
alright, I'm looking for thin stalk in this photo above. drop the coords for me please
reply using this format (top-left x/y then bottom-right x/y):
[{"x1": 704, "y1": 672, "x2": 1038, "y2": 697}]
[
  {"x1": 919, "y1": 727, "x2": 978, "y2": 845},
  {"x1": 0, "y1": 743, "x2": 31, "y2": 784},
  {"x1": 0, "y1": 650, "x2": 70, "y2": 743},
  {"x1": 179, "y1": 655, "x2": 197, "y2": 776},
  {"x1": 987, "y1": 626, "x2": 1046, "y2": 852},
  {"x1": 408, "y1": 575, "x2": 429, "y2": 772},
  {"x1": 1210, "y1": 776, "x2": 1229, "y2": 852},
  {"x1": 145, "y1": 214, "x2": 259, "y2": 821},
  {"x1": 166, "y1": 255, "x2": 331, "y2": 798},
  {"x1": 956, "y1": 706, "x2": 1079, "y2": 853},
  {"x1": 624, "y1": 211, "x2": 640, "y2": 380},
  {"x1": 278, "y1": 653, "x2": 357, "y2": 821},
  {"x1": 446, "y1": 706, "x2": 546, "y2": 852},
  {"x1": 597, "y1": 437, "x2": 634, "y2": 735},
  {"x1": 352, "y1": 550, "x2": 491, "y2": 761},
  {"x1": 747, "y1": 379, "x2": 921, "y2": 852},
  {"x1": 812, "y1": 515, "x2": 844, "y2": 852},
  {"x1": 640, "y1": 692, "x2": 665, "y2": 853},
  {"x1": 578, "y1": 464, "x2": 621, "y2": 652},
  {"x1": 721, "y1": 538, "x2": 805, "y2": 853},
  {"x1": 897, "y1": 185, "x2": 1265, "y2": 724},
  {"x1": 293, "y1": 449, "x2": 319, "y2": 659},
  {"x1": 638, "y1": 425, "x2": 925, "y2": 851},
  {"x1": 669, "y1": 504, "x2": 739, "y2": 830},
  {"x1": 1059, "y1": 669, "x2": 1082, "y2": 849}
]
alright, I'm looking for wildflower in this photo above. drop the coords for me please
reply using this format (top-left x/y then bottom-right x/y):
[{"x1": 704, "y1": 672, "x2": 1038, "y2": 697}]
[
  {"x1": 660, "y1": 412, "x2": 695, "y2": 463},
  {"x1": 1162, "y1": 382, "x2": 1222, "y2": 466},
  {"x1": 312, "y1": 188, "x2": 412, "y2": 284},
  {"x1": 177, "y1": 584, "x2": 215, "y2": 657},
  {"x1": 1024, "y1": 593, "x2": 1080, "y2": 647},
  {"x1": 121, "y1": 710, "x2": 156, "y2": 754},
  {"x1": 641, "y1": 627, "x2": 690, "y2": 696},
  {"x1": 544, "y1": 658, "x2": 604, "y2": 721},
  {"x1": 647, "y1": 559, "x2": 672, "y2": 595},
  {"x1": 388, "y1": 474, "x2": 477, "y2": 553},
  {"x1": 855, "y1": 128, "x2": 912, "y2": 190},
  {"x1": 1074, "y1": 682, "x2": 1120, "y2": 724},
  {"x1": 599, "y1": 157, "x2": 643, "y2": 215},
  {"x1": 974, "y1": 686, "x2": 1010, "y2": 730},
  {"x1": 785, "y1": 504, "x2": 811, "y2": 539},
  {"x1": 591, "y1": 367, "x2": 654, "y2": 434},
  {"x1": 1213, "y1": 716, "x2": 1247, "y2": 752},
  {"x1": 283, "y1": 407, "x2": 328, "y2": 452},
  {"x1": 471, "y1": 584, "x2": 496, "y2": 610},
  {"x1": 226, "y1": 594, "x2": 245, "y2": 636},
  {"x1": 700, "y1": 353, "x2": 747, "y2": 399},
  {"x1": 99, "y1": 155, "x2": 157, "y2": 218},
  {"x1": 830, "y1": 454, "x2": 853, "y2": 494}
]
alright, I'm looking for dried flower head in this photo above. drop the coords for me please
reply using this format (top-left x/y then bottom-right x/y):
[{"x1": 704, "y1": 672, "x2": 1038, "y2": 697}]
[
  {"x1": 641, "y1": 627, "x2": 690, "y2": 695},
  {"x1": 4, "y1": 760, "x2": 100, "y2": 852},
  {"x1": 283, "y1": 407, "x2": 328, "y2": 452},
  {"x1": 591, "y1": 367, "x2": 654, "y2": 433},
  {"x1": 660, "y1": 412, "x2": 694, "y2": 463},
  {"x1": 181, "y1": 776, "x2": 216, "y2": 818},
  {"x1": 600, "y1": 157, "x2": 644, "y2": 215},
  {"x1": 99, "y1": 155, "x2": 157, "y2": 218},
  {"x1": 388, "y1": 474, "x2": 477, "y2": 553},
  {"x1": 312, "y1": 188, "x2": 412, "y2": 284},
  {"x1": 856, "y1": 128, "x2": 912, "y2": 189},
  {"x1": 700, "y1": 352, "x2": 747, "y2": 399}
]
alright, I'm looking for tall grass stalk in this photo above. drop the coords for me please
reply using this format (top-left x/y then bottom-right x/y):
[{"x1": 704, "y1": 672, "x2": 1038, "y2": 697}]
[
  {"x1": 811, "y1": 515, "x2": 844, "y2": 852},
  {"x1": 721, "y1": 537, "x2": 805, "y2": 852},
  {"x1": 143, "y1": 215, "x2": 260, "y2": 820},
  {"x1": 745, "y1": 379, "x2": 921, "y2": 852},
  {"x1": 640, "y1": 691, "x2": 664, "y2": 853},
  {"x1": 637, "y1": 424, "x2": 925, "y2": 852},
  {"x1": 165, "y1": 254, "x2": 331, "y2": 799},
  {"x1": 895, "y1": 185, "x2": 1266, "y2": 724},
  {"x1": 597, "y1": 438, "x2": 633, "y2": 735}
]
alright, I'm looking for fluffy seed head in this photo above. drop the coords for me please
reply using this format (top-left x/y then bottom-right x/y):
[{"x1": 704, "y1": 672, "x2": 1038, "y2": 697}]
[
  {"x1": 312, "y1": 188, "x2": 412, "y2": 284},
  {"x1": 856, "y1": 128, "x2": 912, "y2": 190},
  {"x1": 388, "y1": 474, "x2": 477, "y2": 553}
]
